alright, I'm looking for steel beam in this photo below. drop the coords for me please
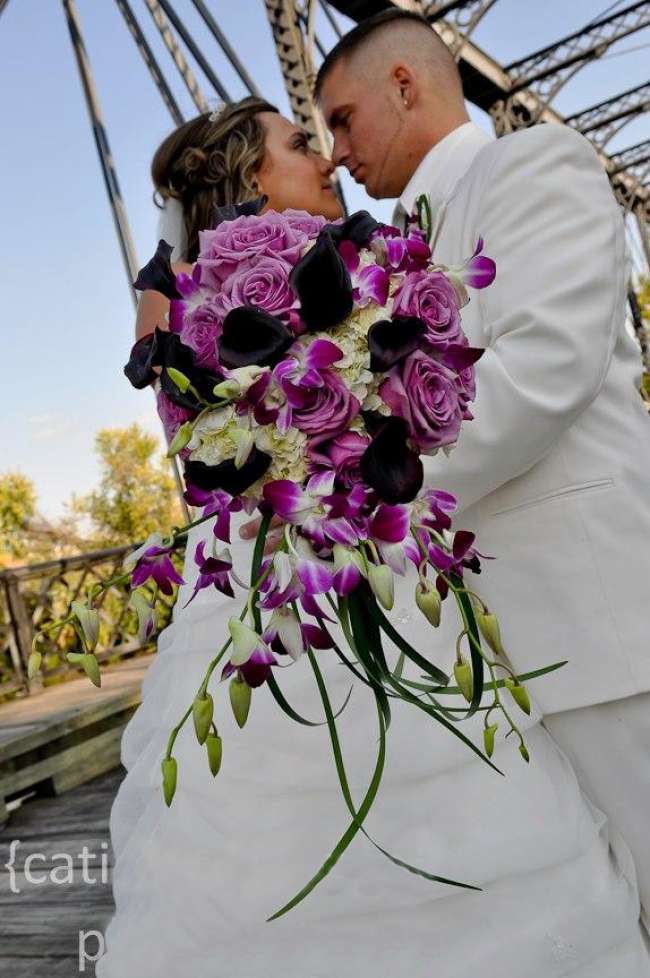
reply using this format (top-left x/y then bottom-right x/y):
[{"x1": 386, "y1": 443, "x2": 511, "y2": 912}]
[
  {"x1": 144, "y1": 0, "x2": 210, "y2": 114},
  {"x1": 609, "y1": 139, "x2": 650, "y2": 177},
  {"x1": 565, "y1": 82, "x2": 650, "y2": 148},
  {"x1": 61, "y1": 0, "x2": 139, "y2": 299},
  {"x1": 188, "y1": 0, "x2": 260, "y2": 97},
  {"x1": 505, "y1": 2, "x2": 650, "y2": 102},
  {"x1": 114, "y1": 0, "x2": 184, "y2": 126},
  {"x1": 153, "y1": 0, "x2": 231, "y2": 102}
]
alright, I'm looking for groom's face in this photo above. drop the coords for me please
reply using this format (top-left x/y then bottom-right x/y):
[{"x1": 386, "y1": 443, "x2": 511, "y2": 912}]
[{"x1": 320, "y1": 60, "x2": 405, "y2": 200}]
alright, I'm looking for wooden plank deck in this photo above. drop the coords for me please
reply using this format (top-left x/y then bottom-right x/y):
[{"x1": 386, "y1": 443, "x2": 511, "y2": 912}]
[
  {"x1": 0, "y1": 766, "x2": 122, "y2": 977},
  {"x1": 0, "y1": 656, "x2": 156, "y2": 974},
  {"x1": 0, "y1": 655, "x2": 154, "y2": 820}
]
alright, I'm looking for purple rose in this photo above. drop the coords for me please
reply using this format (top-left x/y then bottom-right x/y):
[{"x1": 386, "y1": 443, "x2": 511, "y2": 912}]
[
  {"x1": 310, "y1": 430, "x2": 370, "y2": 489},
  {"x1": 212, "y1": 256, "x2": 299, "y2": 323},
  {"x1": 282, "y1": 209, "x2": 327, "y2": 240},
  {"x1": 379, "y1": 350, "x2": 463, "y2": 453},
  {"x1": 392, "y1": 270, "x2": 463, "y2": 351},
  {"x1": 180, "y1": 301, "x2": 222, "y2": 370},
  {"x1": 455, "y1": 362, "x2": 476, "y2": 420},
  {"x1": 156, "y1": 389, "x2": 194, "y2": 443},
  {"x1": 197, "y1": 210, "x2": 311, "y2": 287},
  {"x1": 291, "y1": 369, "x2": 360, "y2": 445}
]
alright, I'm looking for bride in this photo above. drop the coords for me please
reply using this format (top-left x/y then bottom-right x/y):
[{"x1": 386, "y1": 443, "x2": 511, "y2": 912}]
[{"x1": 97, "y1": 96, "x2": 650, "y2": 977}]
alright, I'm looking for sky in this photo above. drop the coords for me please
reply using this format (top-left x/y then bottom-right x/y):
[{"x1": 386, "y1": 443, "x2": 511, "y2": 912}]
[{"x1": 1, "y1": 0, "x2": 648, "y2": 518}]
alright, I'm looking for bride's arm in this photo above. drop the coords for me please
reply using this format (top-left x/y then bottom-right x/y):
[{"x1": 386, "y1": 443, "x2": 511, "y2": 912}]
[{"x1": 134, "y1": 261, "x2": 193, "y2": 341}]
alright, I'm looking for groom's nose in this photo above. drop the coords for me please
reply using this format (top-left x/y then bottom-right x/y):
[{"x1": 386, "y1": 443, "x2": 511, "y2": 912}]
[{"x1": 331, "y1": 134, "x2": 351, "y2": 171}]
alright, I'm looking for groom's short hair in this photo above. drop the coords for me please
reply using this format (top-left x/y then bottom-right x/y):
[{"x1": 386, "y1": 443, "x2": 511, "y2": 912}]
[{"x1": 314, "y1": 8, "x2": 456, "y2": 101}]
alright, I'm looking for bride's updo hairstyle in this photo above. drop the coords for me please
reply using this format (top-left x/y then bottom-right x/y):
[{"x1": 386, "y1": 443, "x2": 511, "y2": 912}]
[{"x1": 152, "y1": 96, "x2": 279, "y2": 262}]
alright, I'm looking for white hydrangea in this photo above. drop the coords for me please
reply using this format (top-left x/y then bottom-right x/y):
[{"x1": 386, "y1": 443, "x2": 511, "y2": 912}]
[
  {"x1": 255, "y1": 424, "x2": 308, "y2": 483},
  {"x1": 187, "y1": 405, "x2": 243, "y2": 466},
  {"x1": 324, "y1": 298, "x2": 395, "y2": 403}
]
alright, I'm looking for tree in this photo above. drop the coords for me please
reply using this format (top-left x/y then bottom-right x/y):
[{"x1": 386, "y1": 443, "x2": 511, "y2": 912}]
[
  {"x1": 71, "y1": 424, "x2": 182, "y2": 547},
  {"x1": 637, "y1": 278, "x2": 650, "y2": 402},
  {"x1": 0, "y1": 471, "x2": 37, "y2": 565}
]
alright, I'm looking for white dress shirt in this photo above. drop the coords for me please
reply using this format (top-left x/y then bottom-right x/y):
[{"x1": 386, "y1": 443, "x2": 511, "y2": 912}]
[{"x1": 392, "y1": 121, "x2": 493, "y2": 232}]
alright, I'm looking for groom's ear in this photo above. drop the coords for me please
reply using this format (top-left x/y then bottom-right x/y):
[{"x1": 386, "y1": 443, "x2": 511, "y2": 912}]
[{"x1": 391, "y1": 63, "x2": 416, "y2": 109}]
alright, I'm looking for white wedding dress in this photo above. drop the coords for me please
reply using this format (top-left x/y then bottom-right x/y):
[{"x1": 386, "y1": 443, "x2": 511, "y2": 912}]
[{"x1": 97, "y1": 509, "x2": 650, "y2": 977}]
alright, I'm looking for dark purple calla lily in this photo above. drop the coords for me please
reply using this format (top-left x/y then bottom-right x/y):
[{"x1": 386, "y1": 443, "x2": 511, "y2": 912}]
[
  {"x1": 212, "y1": 195, "x2": 269, "y2": 227},
  {"x1": 160, "y1": 333, "x2": 224, "y2": 411},
  {"x1": 289, "y1": 229, "x2": 353, "y2": 332},
  {"x1": 218, "y1": 306, "x2": 294, "y2": 370},
  {"x1": 124, "y1": 328, "x2": 223, "y2": 410},
  {"x1": 184, "y1": 447, "x2": 271, "y2": 496},
  {"x1": 367, "y1": 316, "x2": 426, "y2": 373},
  {"x1": 124, "y1": 329, "x2": 163, "y2": 389},
  {"x1": 326, "y1": 211, "x2": 380, "y2": 249},
  {"x1": 133, "y1": 240, "x2": 182, "y2": 300},
  {"x1": 437, "y1": 343, "x2": 484, "y2": 372},
  {"x1": 360, "y1": 417, "x2": 423, "y2": 505}
]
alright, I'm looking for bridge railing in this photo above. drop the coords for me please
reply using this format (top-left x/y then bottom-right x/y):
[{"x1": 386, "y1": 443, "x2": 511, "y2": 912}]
[{"x1": 0, "y1": 543, "x2": 182, "y2": 699}]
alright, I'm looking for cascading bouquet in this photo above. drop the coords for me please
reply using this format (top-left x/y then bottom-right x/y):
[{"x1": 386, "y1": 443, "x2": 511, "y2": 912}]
[{"x1": 31, "y1": 197, "x2": 564, "y2": 920}]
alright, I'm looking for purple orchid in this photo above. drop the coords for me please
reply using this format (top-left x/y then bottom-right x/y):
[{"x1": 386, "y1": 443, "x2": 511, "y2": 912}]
[
  {"x1": 414, "y1": 488, "x2": 458, "y2": 533},
  {"x1": 125, "y1": 534, "x2": 184, "y2": 596},
  {"x1": 332, "y1": 544, "x2": 364, "y2": 596},
  {"x1": 369, "y1": 503, "x2": 413, "y2": 573},
  {"x1": 257, "y1": 538, "x2": 336, "y2": 608},
  {"x1": 420, "y1": 528, "x2": 488, "y2": 597},
  {"x1": 263, "y1": 473, "x2": 363, "y2": 549},
  {"x1": 368, "y1": 225, "x2": 431, "y2": 273},
  {"x1": 184, "y1": 540, "x2": 235, "y2": 606},
  {"x1": 183, "y1": 484, "x2": 243, "y2": 543},
  {"x1": 262, "y1": 607, "x2": 334, "y2": 661},
  {"x1": 222, "y1": 646, "x2": 278, "y2": 688}
]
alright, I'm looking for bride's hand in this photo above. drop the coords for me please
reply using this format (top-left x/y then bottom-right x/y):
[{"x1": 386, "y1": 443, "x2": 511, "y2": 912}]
[{"x1": 239, "y1": 515, "x2": 283, "y2": 555}]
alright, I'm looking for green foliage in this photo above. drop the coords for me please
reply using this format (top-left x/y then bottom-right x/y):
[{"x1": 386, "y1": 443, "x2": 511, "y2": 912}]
[
  {"x1": 70, "y1": 423, "x2": 182, "y2": 547},
  {"x1": 0, "y1": 471, "x2": 37, "y2": 565}
]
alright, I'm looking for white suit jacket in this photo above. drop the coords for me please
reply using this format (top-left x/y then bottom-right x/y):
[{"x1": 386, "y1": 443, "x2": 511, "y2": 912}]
[{"x1": 394, "y1": 122, "x2": 650, "y2": 714}]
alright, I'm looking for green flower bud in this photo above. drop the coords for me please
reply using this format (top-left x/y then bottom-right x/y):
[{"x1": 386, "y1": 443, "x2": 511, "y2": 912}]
[
  {"x1": 206, "y1": 732, "x2": 223, "y2": 777},
  {"x1": 80, "y1": 653, "x2": 101, "y2": 688},
  {"x1": 477, "y1": 612, "x2": 505, "y2": 656},
  {"x1": 453, "y1": 658, "x2": 473, "y2": 703},
  {"x1": 368, "y1": 563, "x2": 394, "y2": 610},
  {"x1": 66, "y1": 651, "x2": 84, "y2": 664},
  {"x1": 519, "y1": 742, "x2": 530, "y2": 764},
  {"x1": 505, "y1": 678, "x2": 531, "y2": 715},
  {"x1": 483, "y1": 723, "x2": 498, "y2": 758},
  {"x1": 228, "y1": 618, "x2": 261, "y2": 666},
  {"x1": 71, "y1": 600, "x2": 100, "y2": 652},
  {"x1": 27, "y1": 651, "x2": 42, "y2": 679},
  {"x1": 212, "y1": 378, "x2": 242, "y2": 400},
  {"x1": 166, "y1": 421, "x2": 193, "y2": 457},
  {"x1": 415, "y1": 581, "x2": 441, "y2": 627},
  {"x1": 229, "y1": 676, "x2": 252, "y2": 728},
  {"x1": 166, "y1": 367, "x2": 191, "y2": 393},
  {"x1": 192, "y1": 693, "x2": 214, "y2": 745},
  {"x1": 231, "y1": 428, "x2": 255, "y2": 470},
  {"x1": 161, "y1": 756, "x2": 178, "y2": 806}
]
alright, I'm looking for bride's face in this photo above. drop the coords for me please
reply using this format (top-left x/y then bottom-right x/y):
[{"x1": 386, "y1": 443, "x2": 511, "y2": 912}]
[{"x1": 255, "y1": 113, "x2": 343, "y2": 220}]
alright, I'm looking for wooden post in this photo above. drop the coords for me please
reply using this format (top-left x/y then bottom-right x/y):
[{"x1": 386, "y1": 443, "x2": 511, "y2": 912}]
[{"x1": 3, "y1": 575, "x2": 41, "y2": 695}]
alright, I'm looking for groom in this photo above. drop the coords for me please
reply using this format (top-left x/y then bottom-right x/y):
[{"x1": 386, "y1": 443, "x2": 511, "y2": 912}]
[{"x1": 317, "y1": 8, "x2": 650, "y2": 931}]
